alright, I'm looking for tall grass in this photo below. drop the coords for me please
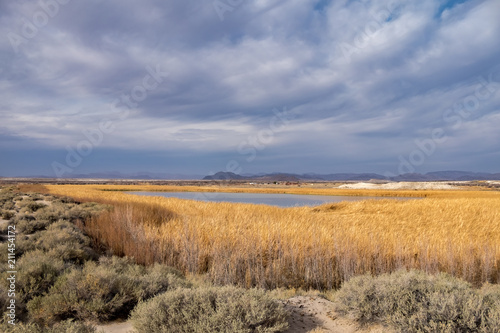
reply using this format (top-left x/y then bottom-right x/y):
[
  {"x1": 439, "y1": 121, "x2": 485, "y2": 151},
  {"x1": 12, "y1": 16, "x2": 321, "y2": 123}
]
[{"x1": 46, "y1": 185, "x2": 500, "y2": 289}]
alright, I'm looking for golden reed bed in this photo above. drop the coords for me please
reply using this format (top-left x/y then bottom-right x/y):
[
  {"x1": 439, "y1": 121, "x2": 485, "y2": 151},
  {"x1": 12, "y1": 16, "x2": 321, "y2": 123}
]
[{"x1": 42, "y1": 184, "x2": 500, "y2": 289}]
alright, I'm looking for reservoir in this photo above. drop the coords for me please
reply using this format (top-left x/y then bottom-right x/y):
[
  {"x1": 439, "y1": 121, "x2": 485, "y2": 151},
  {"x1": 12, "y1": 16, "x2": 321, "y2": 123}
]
[{"x1": 127, "y1": 191, "x2": 408, "y2": 208}]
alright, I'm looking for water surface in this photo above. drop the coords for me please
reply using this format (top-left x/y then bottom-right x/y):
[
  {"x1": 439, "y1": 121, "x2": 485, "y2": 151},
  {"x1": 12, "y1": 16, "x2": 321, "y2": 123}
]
[{"x1": 127, "y1": 191, "x2": 408, "y2": 207}]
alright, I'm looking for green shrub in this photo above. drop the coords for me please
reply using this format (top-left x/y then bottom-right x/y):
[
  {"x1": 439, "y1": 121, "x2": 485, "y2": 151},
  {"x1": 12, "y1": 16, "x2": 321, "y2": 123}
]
[
  {"x1": 335, "y1": 269, "x2": 500, "y2": 333},
  {"x1": 130, "y1": 286, "x2": 289, "y2": 333},
  {"x1": 27, "y1": 257, "x2": 188, "y2": 325}
]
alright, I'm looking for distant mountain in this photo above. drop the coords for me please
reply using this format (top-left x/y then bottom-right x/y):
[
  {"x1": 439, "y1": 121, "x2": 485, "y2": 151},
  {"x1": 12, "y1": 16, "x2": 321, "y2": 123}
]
[
  {"x1": 202, "y1": 171, "x2": 500, "y2": 182},
  {"x1": 425, "y1": 171, "x2": 500, "y2": 181},
  {"x1": 390, "y1": 173, "x2": 434, "y2": 182},
  {"x1": 320, "y1": 173, "x2": 387, "y2": 181},
  {"x1": 254, "y1": 173, "x2": 302, "y2": 182},
  {"x1": 17, "y1": 170, "x2": 500, "y2": 181},
  {"x1": 203, "y1": 172, "x2": 245, "y2": 180}
]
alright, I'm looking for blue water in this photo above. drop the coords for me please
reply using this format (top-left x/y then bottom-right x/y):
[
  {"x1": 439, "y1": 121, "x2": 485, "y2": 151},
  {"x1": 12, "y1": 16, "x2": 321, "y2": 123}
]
[{"x1": 127, "y1": 191, "x2": 405, "y2": 208}]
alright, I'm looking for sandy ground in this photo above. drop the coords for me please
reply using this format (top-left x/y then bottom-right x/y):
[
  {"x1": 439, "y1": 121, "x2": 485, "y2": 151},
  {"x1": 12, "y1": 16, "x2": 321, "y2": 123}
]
[
  {"x1": 96, "y1": 296, "x2": 391, "y2": 333},
  {"x1": 96, "y1": 322, "x2": 134, "y2": 333},
  {"x1": 280, "y1": 296, "x2": 391, "y2": 333},
  {"x1": 338, "y1": 181, "x2": 457, "y2": 190}
]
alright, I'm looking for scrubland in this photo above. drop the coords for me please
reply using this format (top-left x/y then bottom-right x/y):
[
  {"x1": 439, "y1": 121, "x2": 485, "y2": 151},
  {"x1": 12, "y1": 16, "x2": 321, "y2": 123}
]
[
  {"x1": 44, "y1": 184, "x2": 500, "y2": 289},
  {"x1": 0, "y1": 186, "x2": 287, "y2": 332}
]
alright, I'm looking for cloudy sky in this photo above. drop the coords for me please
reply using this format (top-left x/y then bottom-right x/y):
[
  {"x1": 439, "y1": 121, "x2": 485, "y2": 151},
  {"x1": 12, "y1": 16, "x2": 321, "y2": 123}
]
[{"x1": 1, "y1": 0, "x2": 499, "y2": 178}]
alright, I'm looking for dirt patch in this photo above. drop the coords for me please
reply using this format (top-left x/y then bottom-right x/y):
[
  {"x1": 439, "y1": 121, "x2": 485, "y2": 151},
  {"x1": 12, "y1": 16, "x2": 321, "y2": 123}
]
[
  {"x1": 281, "y1": 296, "x2": 392, "y2": 333},
  {"x1": 96, "y1": 321, "x2": 135, "y2": 333}
]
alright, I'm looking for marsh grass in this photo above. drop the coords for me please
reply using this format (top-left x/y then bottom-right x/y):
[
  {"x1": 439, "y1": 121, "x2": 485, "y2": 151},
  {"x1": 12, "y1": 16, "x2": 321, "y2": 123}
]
[{"x1": 45, "y1": 185, "x2": 500, "y2": 289}]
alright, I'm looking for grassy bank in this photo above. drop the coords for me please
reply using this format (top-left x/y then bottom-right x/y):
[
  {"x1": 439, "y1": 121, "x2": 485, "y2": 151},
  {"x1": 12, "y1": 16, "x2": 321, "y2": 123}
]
[{"x1": 45, "y1": 184, "x2": 500, "y2": 289}]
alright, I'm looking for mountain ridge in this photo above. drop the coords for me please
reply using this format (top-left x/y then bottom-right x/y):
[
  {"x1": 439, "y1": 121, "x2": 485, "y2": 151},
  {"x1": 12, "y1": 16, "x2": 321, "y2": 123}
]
[{"x1": 203, "y1": 171, "x2": 500, "y2": 181}]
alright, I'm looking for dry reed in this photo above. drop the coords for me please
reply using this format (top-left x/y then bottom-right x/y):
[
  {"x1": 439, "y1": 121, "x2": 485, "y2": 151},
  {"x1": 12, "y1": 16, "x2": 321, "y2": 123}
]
[{"x1": 45, "y1": 185, "x2": 500, "y2": 289}]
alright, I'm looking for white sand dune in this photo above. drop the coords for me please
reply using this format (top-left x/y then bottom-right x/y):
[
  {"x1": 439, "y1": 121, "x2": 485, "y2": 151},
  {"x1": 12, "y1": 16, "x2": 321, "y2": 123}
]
[{"x1": 338, "y1": 182, "x2": 457, "y2": 190}]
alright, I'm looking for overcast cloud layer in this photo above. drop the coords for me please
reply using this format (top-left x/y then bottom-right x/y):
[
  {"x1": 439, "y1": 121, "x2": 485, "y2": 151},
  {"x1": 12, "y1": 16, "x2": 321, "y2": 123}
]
[{"x1": 1, "y1": 0, "x2": 499, "y2": 177}]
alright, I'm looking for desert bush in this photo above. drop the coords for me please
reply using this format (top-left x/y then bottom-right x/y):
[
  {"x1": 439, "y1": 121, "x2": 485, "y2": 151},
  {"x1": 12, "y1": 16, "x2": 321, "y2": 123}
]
[
  {"x1": 31, "y1": 221, "x2": 98, "y2": 264},
  {"x1": 335, "y1": 269, "x2": 500, "y2": 332},
  {"x1": 13, "y1": 250, "x2": 66, "y2": 304},
  {"x1": 10, "y1": 199, "x2": 107, "y2": 235},
  {"x1": 18, "y1": 200, "x2": 46, "y2": 213},
  {"x1": 130, "y1": 286, "x2": 289, "y2": 333},
  {"x1": 27, "y1": 193, "x2": 45, "y2": 201},
  {"x1": 1, "y1": 222, "x2": 96, "y2": 263},
  {"x1": 0, "y1": 284, "x2": 8, "y2": 320},
  {"x1": 52, "y1": 196, "x2": 76, "y2": 204},
  {"x1": 1, "y1": 319, "x2": 95, "y2": 333},
  {"x1": 96, "y1": 256, "x2": 188, "y2": 300},
  {"x1": 11, "y1": 213, "x2": 45, "y2": 234},
  {"x1": 0, "y1": 251, "x2": 65, "y2": 321},
  {"x1": 479, "y1": 284, "x2": 500, "y2": 331},
  {"x1": 27, "y1": 256, "x2": 188, "y2": 325},
  {"x1": 1, "y1": 234, "x2": 37, "y2": 258},
  {"x1": 32, "y1": 202, "x2": 105, "y2": 226},
  {"x1": 2, "y1": 200, "x2": 16, "y2": 211},
  {"x1": 1, "y1": 210, "x2": 15, "y2": 220},
  {"x1": 0, "y1": 191, "x2": 16, "y2": 207},
  {"x1": 33, "y1": 205, "x2": 66, "y2": 225}
]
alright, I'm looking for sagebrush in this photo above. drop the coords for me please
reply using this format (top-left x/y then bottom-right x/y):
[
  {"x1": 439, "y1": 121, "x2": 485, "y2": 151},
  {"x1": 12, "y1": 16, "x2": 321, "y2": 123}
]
[
  {"x1": 335, "y1": 269, "x2": 500, "y2": 332},
  {"x1": 130, "y1": 286, "x2": 289, "y2": 333}
]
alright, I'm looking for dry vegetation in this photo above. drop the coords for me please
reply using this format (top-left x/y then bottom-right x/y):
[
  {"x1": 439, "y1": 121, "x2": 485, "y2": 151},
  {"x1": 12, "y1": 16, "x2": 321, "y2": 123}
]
[
  {"x1": 44, "y1": 184, "x2": 500, "y2": 290},
  {"x1": 0, "y1": 186, "x2": 290, "y2": 332}
]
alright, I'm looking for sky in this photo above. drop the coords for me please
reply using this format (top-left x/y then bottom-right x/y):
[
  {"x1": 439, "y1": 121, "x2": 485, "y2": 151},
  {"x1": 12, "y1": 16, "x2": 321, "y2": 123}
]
[{"x1": 0, "y1": 0, "x2": 499, "y2": 178}]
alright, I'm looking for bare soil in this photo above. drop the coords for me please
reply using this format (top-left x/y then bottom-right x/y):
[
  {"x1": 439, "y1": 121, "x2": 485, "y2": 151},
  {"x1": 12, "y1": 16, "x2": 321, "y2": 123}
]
[
  {"x1": 96, "y1": 321, "x2": 134, "y2": 333},
  {"x1": 281, "y1": 296, "x2": 391, "y2": 333}
]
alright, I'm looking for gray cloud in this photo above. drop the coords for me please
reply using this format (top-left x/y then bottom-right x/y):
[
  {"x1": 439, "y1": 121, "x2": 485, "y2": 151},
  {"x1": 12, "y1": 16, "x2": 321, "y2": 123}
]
[{"x1": 1, "y1": 0, "x2": 499, "y2": 176}]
